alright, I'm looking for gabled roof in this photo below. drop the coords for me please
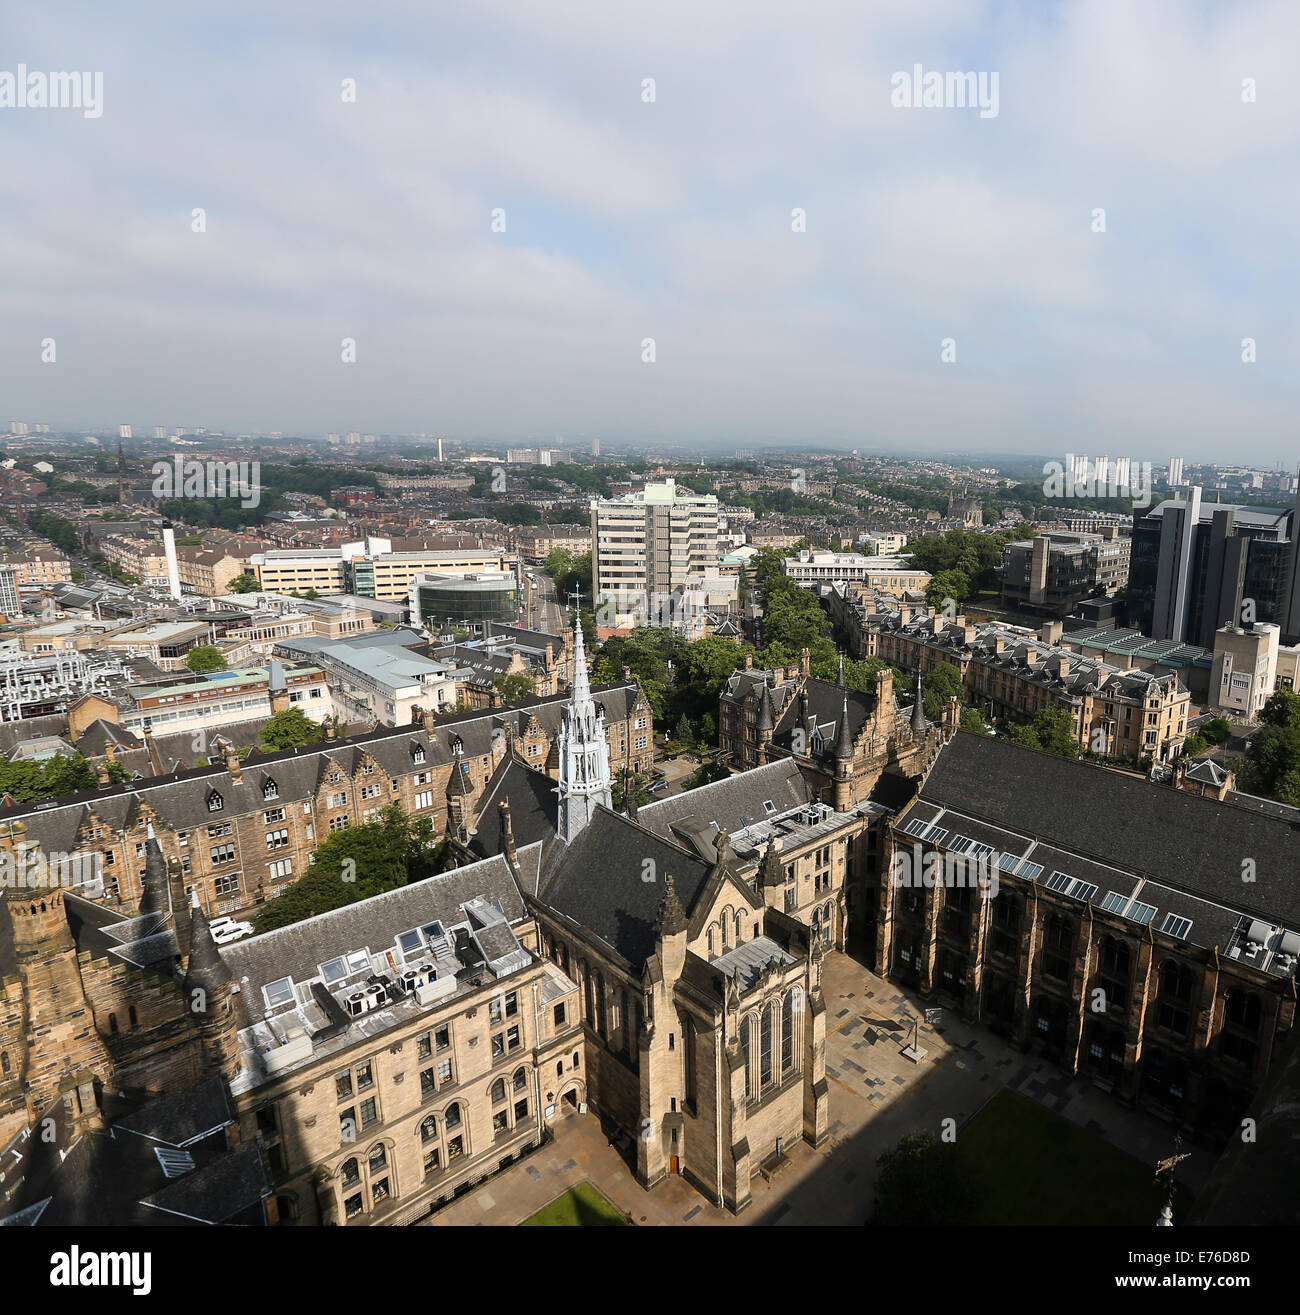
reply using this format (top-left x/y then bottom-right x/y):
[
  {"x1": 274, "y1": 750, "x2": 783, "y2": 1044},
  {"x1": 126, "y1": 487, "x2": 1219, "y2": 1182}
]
[
  {"x1": 637, "y1": 759, "x2": 810, "y2": 846},
  {"x1": 465, "y1": 756, "x2": 559, "y2": 860},
  {"x1": 534, "y1": 808, "x2": 712, "y2": 970},
  {"x1": 920, "y1": 732, "x2": 1300, "y2": 929}
]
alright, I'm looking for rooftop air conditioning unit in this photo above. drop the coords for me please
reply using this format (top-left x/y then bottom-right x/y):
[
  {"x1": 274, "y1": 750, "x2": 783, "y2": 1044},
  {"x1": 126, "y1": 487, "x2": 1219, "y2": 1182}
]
[{"x1": 345, "y1": 992, "x2": 371, "y2": 1017}]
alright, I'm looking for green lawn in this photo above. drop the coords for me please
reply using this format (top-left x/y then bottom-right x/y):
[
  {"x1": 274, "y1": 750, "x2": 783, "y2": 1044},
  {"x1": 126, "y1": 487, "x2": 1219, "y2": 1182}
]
[
  {"x1": 958, "y1": 1089, "x2": 1194, "y2": 1225},
  {"x1": 520, "y1": 1181, "x2": 629, "y2": 1227}
]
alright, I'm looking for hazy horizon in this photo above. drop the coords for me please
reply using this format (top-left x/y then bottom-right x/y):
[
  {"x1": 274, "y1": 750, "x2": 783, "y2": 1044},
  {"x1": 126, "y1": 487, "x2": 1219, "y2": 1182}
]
[{"x1": 3, "y1": 0, "x2": 1297, "y2": 461}]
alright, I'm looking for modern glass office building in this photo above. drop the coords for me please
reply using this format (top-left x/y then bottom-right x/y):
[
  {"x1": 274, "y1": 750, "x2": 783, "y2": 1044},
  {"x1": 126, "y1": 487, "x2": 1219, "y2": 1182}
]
[{"x1": 408, "y1": 571, "x2": 521, "y2": 628}]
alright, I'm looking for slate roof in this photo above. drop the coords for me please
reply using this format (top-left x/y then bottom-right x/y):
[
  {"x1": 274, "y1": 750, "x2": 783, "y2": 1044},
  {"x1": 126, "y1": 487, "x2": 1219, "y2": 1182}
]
[
  {"x1": 218, "y1": 853, "x2": 528, "y2": 1016},
  {"x1": 919, "y1": 732, "x2": 1300, "y2": 930},
  {"x1": 637, "y1": 759, "x2": 810, "y2": 851},
  {"x1": 534, "y1": 807, "x2": 713, "y2": 970},
  {"x1": 465, "y1": 756, "x2": 559, "y2": 860},
  {"x1": 0, "y1": 1080, "x2": 266, "y2": 1227},
  {"x1": 0, "y1": 684, "x2": 640, "y2": 861}
]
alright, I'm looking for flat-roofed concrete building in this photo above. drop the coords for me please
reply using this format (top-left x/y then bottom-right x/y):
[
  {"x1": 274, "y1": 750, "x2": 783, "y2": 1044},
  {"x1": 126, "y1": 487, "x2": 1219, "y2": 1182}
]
[
  {"x1": 1001, "y1": 529, "x2": 1130, "y2": 618},
  {"x1": 781, "y1": 549, "x2": 931, "y2": 594},
  {"x1": 592, "y1": 479, "x2": 718, "y2": 630}
]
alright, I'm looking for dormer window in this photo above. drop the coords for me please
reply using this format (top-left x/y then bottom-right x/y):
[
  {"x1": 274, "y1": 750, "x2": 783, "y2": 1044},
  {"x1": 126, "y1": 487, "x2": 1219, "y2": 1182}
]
[
  {"x1": 263, "y1": 778, "x2": 279, "y2": 800},
  {"x1": 207, "y1": 790, "x2": 224, "y2": 813},
  {"x1": 411, "y1": 744, "x2": 426, "y2": 764}
]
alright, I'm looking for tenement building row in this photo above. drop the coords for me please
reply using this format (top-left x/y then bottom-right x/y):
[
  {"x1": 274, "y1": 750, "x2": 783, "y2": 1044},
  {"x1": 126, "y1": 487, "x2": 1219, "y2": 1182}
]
[{"x1": 834, "y1": 588, "x2": 1190, "y2": 760}]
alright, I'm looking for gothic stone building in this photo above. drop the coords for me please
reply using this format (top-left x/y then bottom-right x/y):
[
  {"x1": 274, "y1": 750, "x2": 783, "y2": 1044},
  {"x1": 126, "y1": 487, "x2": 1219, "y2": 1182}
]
[
  {"x1": 0, "y1": 626, "x2": 841, "y2": 1220},
  {"x1": 0, "y1": 679, "x2": 653, "y2": 928},
  {"x1": 718, "y1": 650, "x2": 954, "y2": 807},
  {"x1": 877, "y1": 731, "x2": 1300, "y2": 1145}
]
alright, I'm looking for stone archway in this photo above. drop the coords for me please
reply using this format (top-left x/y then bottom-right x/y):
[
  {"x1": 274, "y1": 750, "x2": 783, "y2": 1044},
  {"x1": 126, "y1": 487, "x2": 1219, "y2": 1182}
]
[{"x1": 553, "y1": 1079, "x2": 586, "y2": 1117}]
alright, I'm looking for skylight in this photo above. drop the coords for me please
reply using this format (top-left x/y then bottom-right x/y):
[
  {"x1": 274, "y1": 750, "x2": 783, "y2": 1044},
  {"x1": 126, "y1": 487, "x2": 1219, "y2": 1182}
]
[{"x1": 1161, "y1": 914, "x2": 1192, "y2": 939}]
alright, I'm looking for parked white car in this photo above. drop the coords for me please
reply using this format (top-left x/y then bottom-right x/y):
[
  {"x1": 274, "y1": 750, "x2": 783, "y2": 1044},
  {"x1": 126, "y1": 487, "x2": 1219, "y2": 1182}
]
[{"x1": 210, "y1": 916, "x2": 254, "y2": 945}]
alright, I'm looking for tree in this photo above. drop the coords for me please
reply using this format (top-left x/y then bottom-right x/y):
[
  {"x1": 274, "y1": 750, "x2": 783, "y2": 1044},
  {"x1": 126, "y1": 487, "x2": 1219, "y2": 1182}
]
[
  {"x1": 0, "y1": 752, "x2": 97, "y2": 804},
  {"x1": 1240, "y1": 724, "x2": 1300, "y2": 807},
  {"x1": 184, "y1": 645, "x2": 227, "y2": 673},
  {"x1": 921, "y1": 661, "x2": 964, "y2": 719},
  {"x1": 674, "y1": 714, "x2": 695, "y2": 746},
  {"x1": 871, "y1": 1132, "x2": 976, "y2": 1225},
  {"x1": 1260, "y1": 689, "x2": 1300, "y2": 732},
  {"x1": 1004, "y1": 707, "x2": 1079, "y2": 759},
  {"x1": 1201, "y1": 717, "x2": 1231, "y2": 745},
  {"x1": 926, "y1": 568, "x2": 972, "y2": 609},
  {"x1": 683, "y1": 760, "x2": 731, "y2": 790},
  {"x1": 229, "y1": 572, "x2": 260, "y2": 593},
  {"x1": 254, "y1": 805, "x2": 446, "y2": 931},
  {"x1": 494, "y1": 672, "x2": 535, "y2": 704},
  {"x1": 259, "y1": 707, "x2": 325, "y2": 751},
  {"x1": 959, "y1": 706, "x2": 990, "y2": 735},
  {"x1": 611, "y1": 772, "x2": 653, "y2": 812}
]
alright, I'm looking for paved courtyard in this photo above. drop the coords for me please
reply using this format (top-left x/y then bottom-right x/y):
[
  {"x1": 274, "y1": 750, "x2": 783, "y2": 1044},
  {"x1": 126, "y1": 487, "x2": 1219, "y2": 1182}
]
[{"x1": 429, "y1": 952, "x2": 1214, "y2": 1226}]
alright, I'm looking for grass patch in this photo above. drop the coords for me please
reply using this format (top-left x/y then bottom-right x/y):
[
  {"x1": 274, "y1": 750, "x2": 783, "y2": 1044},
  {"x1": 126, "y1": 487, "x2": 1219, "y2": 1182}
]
[
  {"x1": 958, "y1": 1089, "x2": 1193, "y2": 1225},
  {"x1": 520, "y1": 1181, "x2": 629, "y2": 1227}
]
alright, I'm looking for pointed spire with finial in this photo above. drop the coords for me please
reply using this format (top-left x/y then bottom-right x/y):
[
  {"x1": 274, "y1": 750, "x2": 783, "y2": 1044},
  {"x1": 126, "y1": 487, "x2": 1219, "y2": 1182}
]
[
  {"x1": 911, "y1": 669, "x2": 927, "y2": 733},
  {"x1": 654, "y1": 873, "x2": 688, "y2": 937},
  {"x1": 183, "y1": 890, "x2": 225, "y2": 1005},
  {"x1": 834, "y1": 695, "x2": 855, "y2": 760},
  {"x1": 837, "y1": 652, "x2": 845, "y2": 689},
  {"x1": 140, "y1": 836, "x2": 169, "y2": 918},
  {"x1": 756, "y1": 676, "x2": 776, "y2": 733}
]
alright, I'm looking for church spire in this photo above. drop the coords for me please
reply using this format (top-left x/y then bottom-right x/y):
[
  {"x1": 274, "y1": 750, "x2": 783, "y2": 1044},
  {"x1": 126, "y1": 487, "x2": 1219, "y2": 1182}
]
[
  {"x1": 911, "y1": 669, "x2": 927, "y2": 734},
  {"x1": 557, "y1": 614, "x2": 612, "y2": 841}
]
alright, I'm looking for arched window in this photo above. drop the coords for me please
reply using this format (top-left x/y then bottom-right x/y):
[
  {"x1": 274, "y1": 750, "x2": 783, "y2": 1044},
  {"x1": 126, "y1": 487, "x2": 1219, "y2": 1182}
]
[
  {"x1": 594, "y1": 974, "x2": 606, "y2": 1039},
  {"x1": 1157, "y1": 961, "x2": 1194, "y2": 1037},
  {"x1": 0, "y1": 1051, "x2": 9, "y2": 1076},
  {"x1": 734, "y1": 911, "x2": 744, "y2": 943},
  {"x1": 444, "y1": 1102, "x2": 462, "y2": 1129},
  {"x1": 740, "y1": 1014, "x2": 753, "y2": 1101},
  {"x1": 491, "y1": 1078, "x2": 506, "y2": 1103},
  {"x1": 340, "y1": 1157, "x2": 360, "y2": 1185},
  {"x1": 368, "y1": 1143, "x2": 386, "y2": 1172},
  {"x1": 108, "y1": 1013, "x2": 118, "y2": 1034},
  {"x1": 782, "y1": 990, "x2": 796, "y2": 1073},
  {"x1": 128, "y1": 1005, "x2": 138, "y2": 1028},
  {"x1": 513, "y1": 1067, "x2": 528, "y2": 1093},
  {"x1": 420, "y1": 1116, "x2": 438, "y2": 1143},
  {"x1": 760, "y1": 1006, "x2": 774, "y2": 1087},
  {"x1": 681, "y1": 1014, "x2": 696, "y2": 1106},
  {"x1": 720, "y1": 907, "x2": 733, "y2": 949},
  {"x1": 707, "y1": 927, "x2": 716, "y2": 958}
]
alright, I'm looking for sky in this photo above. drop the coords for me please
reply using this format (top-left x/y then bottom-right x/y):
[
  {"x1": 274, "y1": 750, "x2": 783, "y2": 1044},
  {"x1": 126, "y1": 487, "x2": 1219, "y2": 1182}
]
[{"x1": 1, "y1": 0, "x2": 1297, "y2": 462}]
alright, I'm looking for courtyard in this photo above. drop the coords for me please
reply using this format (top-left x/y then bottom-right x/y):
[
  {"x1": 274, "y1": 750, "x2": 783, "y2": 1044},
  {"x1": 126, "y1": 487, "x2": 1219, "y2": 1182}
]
[{"x1": 427, "y1": 952, "x2": 1213, "y2": 1227}]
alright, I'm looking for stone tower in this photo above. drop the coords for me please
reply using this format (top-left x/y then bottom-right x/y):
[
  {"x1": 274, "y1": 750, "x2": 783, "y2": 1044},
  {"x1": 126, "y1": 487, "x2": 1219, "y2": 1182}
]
[
  {"x1": 5, "y1": 885, "x2": 113, "y2": 1124},
  {"x1": 557, "y1": 617, "x2": 611, "y2": 841}
]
